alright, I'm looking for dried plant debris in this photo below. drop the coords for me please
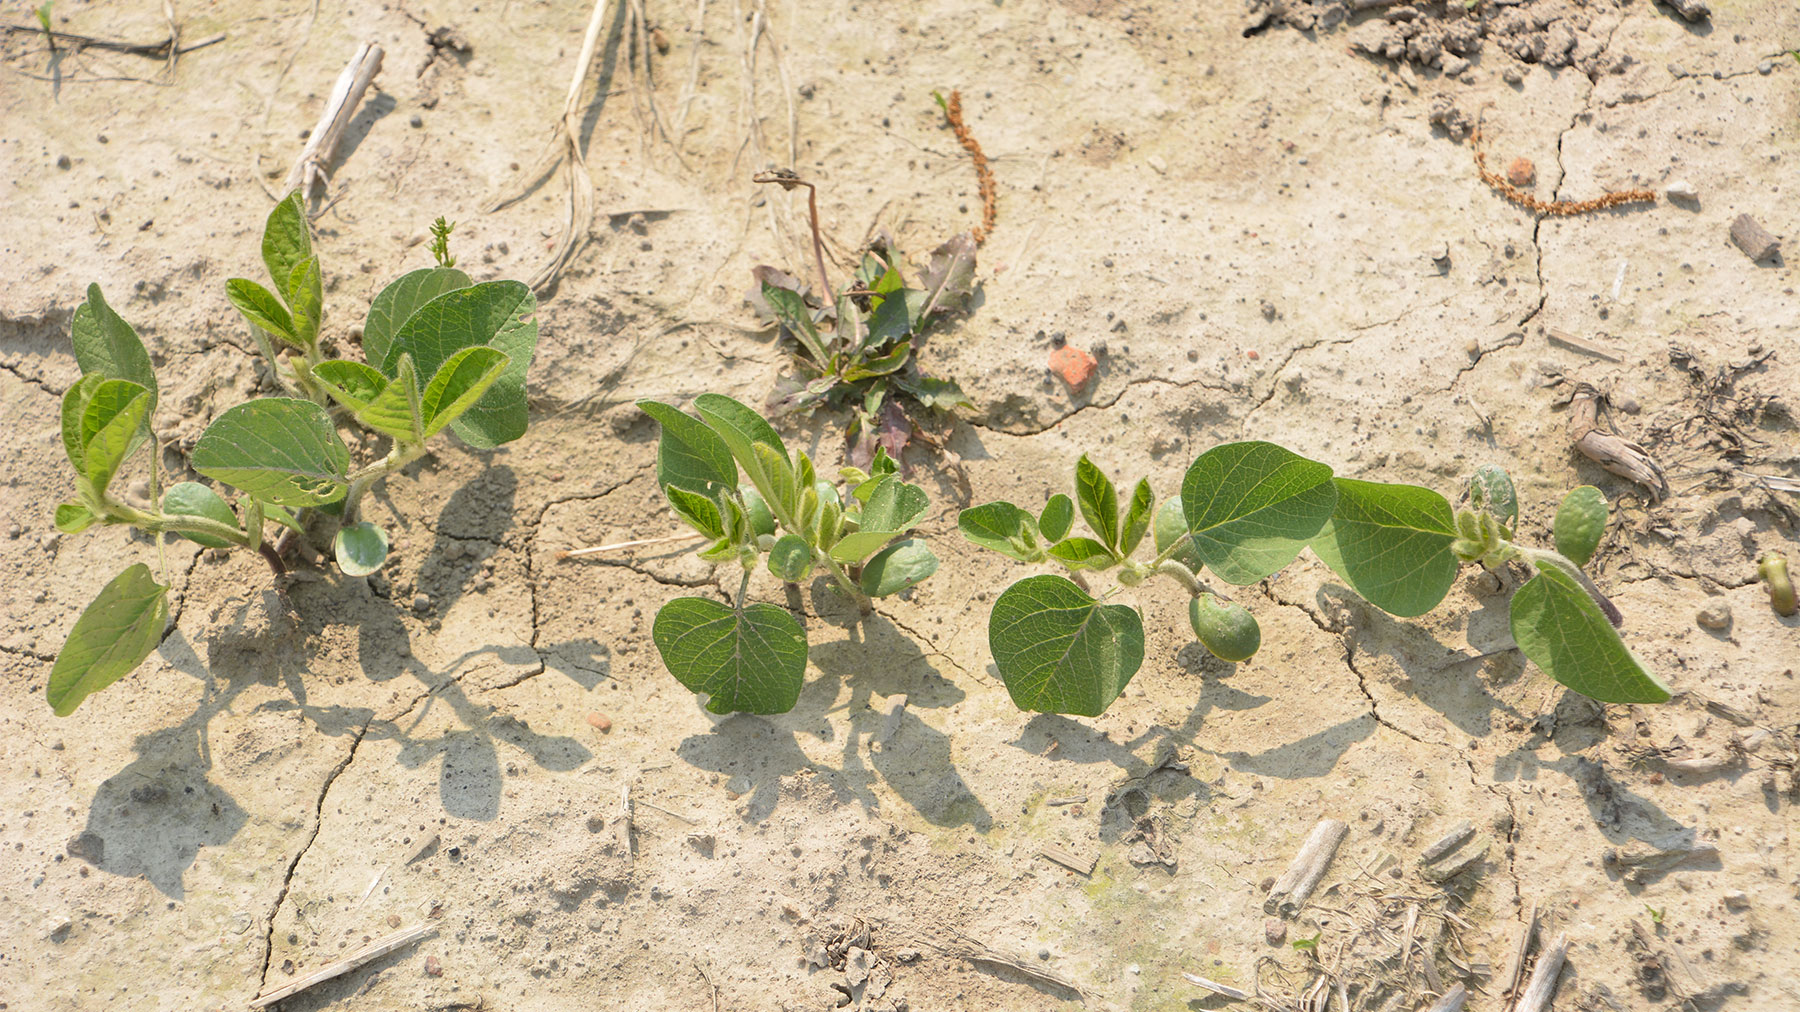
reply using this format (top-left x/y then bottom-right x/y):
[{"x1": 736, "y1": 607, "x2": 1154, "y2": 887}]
[
  {"x1": 939, "y1": 90, "x2": 998, "y2": 244},
  {"x1": 1566, "y1": 383, "x2": 1668, "y2": 502},
  {"x1": 1475, "y1": 127, "x2": 1657, "y2": 216},
  {"x1": 1244, "y1": 0, "x2": 1653, "y2": 78}
]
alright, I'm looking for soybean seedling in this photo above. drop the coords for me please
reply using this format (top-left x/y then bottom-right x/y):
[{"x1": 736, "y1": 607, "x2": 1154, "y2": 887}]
[
  {"x1": 958, "y1": 443, "x2": 1670, "y2": 716},
  {"x1": 637, "y1": 395, "x2": 939, "y2": 713},
  {"x1": 46, "y1": 190, "x2": 538, "y2": 715}
]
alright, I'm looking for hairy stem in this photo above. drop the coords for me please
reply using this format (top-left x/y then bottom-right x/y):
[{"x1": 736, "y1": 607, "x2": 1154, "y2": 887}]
[{"x1": 341, "y1": 443, "x2": 429, "y2": 524}]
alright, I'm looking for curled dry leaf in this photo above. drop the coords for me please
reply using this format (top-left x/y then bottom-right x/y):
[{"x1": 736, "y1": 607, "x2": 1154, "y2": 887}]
[{"x1": 1567, "y1": 384, "x2": 1667, "y2": 502}]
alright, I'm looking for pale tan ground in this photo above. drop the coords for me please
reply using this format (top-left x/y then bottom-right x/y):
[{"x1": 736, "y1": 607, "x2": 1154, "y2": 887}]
[{"x1": 2, "y1": 1, "x2": 1797, "y2": 1010}]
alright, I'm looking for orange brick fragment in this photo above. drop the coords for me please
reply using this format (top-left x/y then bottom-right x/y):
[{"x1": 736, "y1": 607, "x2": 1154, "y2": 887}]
[
  {"x1": 586, "y1": 711, "x2": 613, "y2": 733},
  {"x1": 1048, "y1": 345, "x2": 1097, "y2": 391},
  {"x1": 1506, "y1": 157, "x2": 1535, "y2": 188}
]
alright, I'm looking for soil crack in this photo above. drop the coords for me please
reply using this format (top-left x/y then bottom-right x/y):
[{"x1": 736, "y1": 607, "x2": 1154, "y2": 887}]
[{"x1": 970, "y1": 375, "x2": 1235, "y2": 438}]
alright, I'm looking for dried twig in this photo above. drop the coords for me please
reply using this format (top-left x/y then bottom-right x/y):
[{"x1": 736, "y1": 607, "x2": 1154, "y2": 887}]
[
  {"x1": 752, "y1": 170, "x2": 830, "y2": 299},
  {"x1": 1498, "y1": 901, "x2": 1538, "y2": 998},
  {"x1": 250, "y1": 923, "x2": 433, "y2": 1007},
  {"x1": 1182, "y1": 971, "x2": 1249, "y2": 1001},
  {"x1": 1546, "y1": 328, "x2": 1624, "y2": 363},
  {"x1": 0, "y1": 22, "x2": 222, "y2": 58},
  {"x1": 285, "y1": 42, "x2": 384, "y2": 203},
  {"x1": 1265, "y1": 818, "x2": 1349, "y2": 916},
  {"x1": 942, "y1": 90, "x2": 997, "y2": 244},
  {"x1": 1512, "y1": 932, "x2": 1568, "y2": 1012},
  {"x1": 1425, "y1": 983, "x2": 1468, "y2": 1012},
  {"x1": 557, "y1": 532, "x2": 707, "y2": 559},
  {"x1": 1567, "y1": 383, "x2": 1668, "y2": 501},
  {"x1": 1473, "y1": 127, "x2": 1656, "y2": 216}
]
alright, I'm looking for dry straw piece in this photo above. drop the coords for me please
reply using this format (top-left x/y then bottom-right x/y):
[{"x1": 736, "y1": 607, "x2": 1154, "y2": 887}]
[{"x1": 1473, "y1": 127, "x2": 1656, "y2": 216}]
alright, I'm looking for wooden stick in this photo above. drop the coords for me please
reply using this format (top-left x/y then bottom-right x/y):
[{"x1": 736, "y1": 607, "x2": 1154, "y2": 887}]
[
  {"x1": 1424, "y1": 983, "x2": 1468, "y2": 1012},
  {"x1": 557, "y1": 532, "x2": 706, "y2": 559},
  {"x1": 250, "y1": 923, "x2": 433, "y2": 1007},
  {"x1": 1546, "y1": 328, "x2": 1624, "y2": 363},
  {"x1": 1419, "y1": 820, "x2": 1474, "y2": 864},
  {"x1": 1265, "y1": 819, "x2": 1348, "y2": 916},
  {"x1": 1181, "y1": 972, "x2": 1249, "y2": 1001},
  {"x1": 1498, "y1": 902, "x2": 1538, "y2": 998},
  {"x1": 285, "y1": 42, "x2": 384, "y2": 199},
  {"x1": 1512, "y1": 932, "x2": 1568, "y2": 1012}
]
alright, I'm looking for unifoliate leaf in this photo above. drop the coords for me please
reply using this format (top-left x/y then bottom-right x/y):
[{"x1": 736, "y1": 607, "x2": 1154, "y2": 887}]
[
  {"x1": 313, "y1": 359, "x2": 389, "y2": 411},
  {"x1": 382, "y1": 281, "x2": 537, "y2": 448},
  {"x1": 860, "y1": 539, "x2": 938, "y2": 597},
  {"x1": 70, "y1": 285, "x2": 158, "y2": 414},
  {"x1": 768, "y1": 534, "x2": 814, "y2": 582},
  {"x1": 261, "y1": 501, "x2": 305, "y2": 534},
  {"x1": 666, "y1": 485, "x2": 725, "y2": 539},
  {"x1": 860, "y1": 476, "x2": 929, "y2": 533},
  {"x1": 638, "y1": 401, "x2": 738, "y2": 496},
  {"x1": 55, "y1": 503, "x2": 98, "y2": 534},
  {"x1": 161, "y1": 481, "x2": 240, "y2": 548},
  {"x1": 286, "y1": 256, "x2": 323, "y2": 351},
  {"x1": 1469, "y1": 465, "x2": 1518, "y2": 531},
  {"x1": 762, "y1": 282, "x2": 831, "y2": 367},
  {"x1": 61, "y1": 374, "x2": 106, "y2": 476},
  {"x1": 1075, "y1": 454, "x2": 1120, "y2": 550},
  {"x1": 47, "y1": 564, "x2": 169, "y2": 716},
  {"x1": 1039, "y1": 494, "x2": 1075, "y2": 542},
  {"x1": 653, "y1": 597, "x2": 808, "y2": 714},
  {"x1": 828, "y1": 530, "x2": 900, "y2": 564},
  {"x1": 1047, "y1": 536, "x2": 1117, "y2": 571},
  {"x1": 843, "y1": 340, "x2": 913, "y2": 382},
  {"x1": 919, "y1": 232, "x2": 977, "y2": 317},
  {"x1": 751, "y1": 443, "x2": 800, "y2": 519},
  {"x1": 1181, "y1": 441, "x2": 1337, "y2": 585},
  {"x1": 1120, "y1": 479, "x2": 1154, "y2": 556},
  {"x1": 1309, "y1": 478, "x2": 1458, "y2": 617},
  {"x1": 694, "y1": 394, "x2": 791, "y2": 507},
  {"x1": 891, "y1": 373, "x2": 974, "y2": 411},
  {"x1": 191, "y1": 397, "x2": 350, "y2": 506},
  {"x1": 958, "y1": 501, "x2": 1041, "y2": 561},
  {"x1": 1189, "y1": 594, "x2": 1261, "y2": 662},
  {"x1": 420, "y1": 346, "x2": 510, "y2": 438},
  {"x1": 988, "y1": 574, "x2": 1144, "y2": 716},
  {"x1": 1152, "y1": 495, "x2": 1205, "y2": 572},
  {"x1": 262, "y1": 190, "x2": 312, "y2": 303},
  {"x1": 77, "y1": 379, "x2": 153, "y2": 496},
  {"x1": 351, "y1": 354, "x2": 425, "y2": 443},
  {"x1": 226, "y1": 278, "x2": 297, "y2": 345},
  {"x1": 363, "y1": 267, "x2": 472, "y2": 368},
  {"x1": 1554, "y1": 485, "x2": 1608, "y2": 568},
  {"x1": 1511, "y1": 558, "x2": 1670, "y2": 704},
  {"x1": 739, "y1": 485, "x2": 776, "y2": 537},
  {"x1": 333, "y1": 521, "x2": 389, "y2": 576}
]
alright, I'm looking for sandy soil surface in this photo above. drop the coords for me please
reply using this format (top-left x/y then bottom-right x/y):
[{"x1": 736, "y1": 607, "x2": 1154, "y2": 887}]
[{"x1": 2, "y1": 1, "x2": 1797, "y2": 1010}]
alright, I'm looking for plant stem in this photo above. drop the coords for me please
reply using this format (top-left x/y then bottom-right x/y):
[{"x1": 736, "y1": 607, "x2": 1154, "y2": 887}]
[
  {"x1": 341, "y1": 443, "x2": 429, "y2": 524},
  {"x1": 103, "y1": 501, "x2": 254, "y2": 548},
  {"x1": 1154, "y1": 559, "x2": 1204, "y2": 596},
  {"x1": 822, "y1": 555, "x2": 872, "y2": 614}
]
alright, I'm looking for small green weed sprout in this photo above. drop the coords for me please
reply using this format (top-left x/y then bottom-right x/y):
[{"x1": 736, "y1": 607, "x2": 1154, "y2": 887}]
[{"x1": 47, "y1": 191, "x2": 538, "y2": 714}]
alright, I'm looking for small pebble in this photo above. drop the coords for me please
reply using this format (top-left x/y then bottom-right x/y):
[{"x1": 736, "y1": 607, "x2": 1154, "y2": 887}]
[
  {"x1": 412, "y1": 593, "x2": 432, "y2": 613},
  {"x1": 410, "y1": 114, "x2": 423, "y2": 128},
  {"x1": 1757, "y1": 60, "x2": 1773, "y2": 75},
  {"x1": 1506, "y1": 157, "x2": 1535, "y2": 188},
  {"x1": 1696, "y1": 602, "x2": 1732, "y2": 631},
  {"x1": 1502, "y1": 66, "x2": 1523, "y2": 85},
  {"x1": 1664, "y1": 180, "x2": 1696, "y2": 200},
  {"x1": 1723, "y1": 889, "x2": 1750, "y2": 911},
  {"x1": 424, "y1": 955, "x2": 443, "y2": 977},
  {"x1": 586, "y1": 711, "x2": 613, "y2": 733},
  {"x1": 56, "y1": 154, "x2": 72, "y2": 170},
  {"x1": 1265, "y1": 919, "x2": 1287, "y2": 945},
  {"x1": 387, "y1": 915, "x2": 402, "y2": 928},
  {"x1": 725, "y1": 774, "x2": 752, "y2": 797}
]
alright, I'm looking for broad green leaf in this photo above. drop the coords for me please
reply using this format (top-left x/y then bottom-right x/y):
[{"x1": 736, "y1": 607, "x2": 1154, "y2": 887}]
[
  {"x1": 47, "y1": 564, "x2": 169, "y2": 716},
  {"x1": 694, "y1": 394, "x2": 790, "y2": 508},
  {"x1": 843, "y1": 341, "x2": 912, "y2": 381},
  {"x1": 860, "y1": 476, "x2": 929, "y2": 533},
  {"x1": 767, "y1": 534, "x2": 814, "y2": 582},
  {"x1": 1309, "y1": 478, "x2": 1458, "y2": 617},
  {"x1": 1039, "y1": 494, "x2": 1074, "y2": 543},
  {"x1": 354, "y1": 354, "x2": 425, "y2": 443},
  {"x1": 988, "y1": 574, "x2": 1144, "y2": 716},
  {"x1": 1075, "y1": 455, "x2": 1120, "y2": 550},
  {"x1": 261, "y1": 190, "x2": 312, "y2": 304},
  {"x1": 191, "y1": 397, "x2": 350, "y2": 506},
  {"x1": 1511, "y1": 558, "x2": 1669, "y2": 704},
  {"x1": 333, "y1": 521, "x2": 389, "y2": 576},
  {"x1": 666, "y1": 485, "x2": 725, "y2": 538},
  {"x1": 363, "y1": 267, "x2": 472, "y2": 368},
  {"x1": 957, "y1": 501, "x2": 1041, "y2": 561},
  {"x1": 226, "y1": 278, "x2": 298, "y2": 345},
  {"x1": 860, "y1": 539, "x2": 938, "y2": 597},
  {"x1": 1181, "y1": 441, "x2": 1337, "y2": 585},
  {"x1": 286, "y1": 256, "x2": 323, "y2": 350},
  {"x1": 638, "y1": 401, "x2": 738, "y2": 496},
  {"x1": 55, "y1": 503, "x2": 98, "y2": 534},
  {"x1": 1189, "y1": 594, "x2": 1261, "y2": 662},
  {"x1": 70, "y1": 285, "x2": 158, "y2": 415},
  {"x1": 313, "y1": 359, "x2": 389, "y2": 411},
  {"x1": 828, "y1": 530, "x2": 900, "y2": 564},
  {"x1": 1469, "y1": 465, "x2": 1518, "y2": 531},
  {"x1": 1152, "y1": 495, "x2": 1205, "y2": 572},
  {"x1": 761, "y1": 282, "x2": 830, "y2": 367},
  {"x1": 1554, "y1": 486, "x2": 1608, "y2": 568},
  {"x1": 383, "y1": 281, "x2": 537, "y2": 448},
  {"x1": 739, "y1": 485, "x2": 776, "y2": 537},
  {"x1": 1120, "y1": 479, "x2": 1154, "y2": 556},
  {"x1": 867, "y1": 289, "x2": 928, "y2": 348},
  {"x1": 77, "y1": 379, "x2": 153, "y2": 496},
  {"x1": 162, "y1": 481, "x2": 240, "y2": 548},
  {"x1": 420, "y1": 346, "x2": 510, "y2": 438},
  {"x1": 1047, "y1": 536, "x2": 1117, "y2": 571},
  {"x1": 752, "y1": 443, "x2": 800, "y2": 519},
  {"x1": 261, "y1": 502, "x2": 305, "y2": 534},
  {"x1": 653, "y1": 597, "x2": 808, "y2": 714}
]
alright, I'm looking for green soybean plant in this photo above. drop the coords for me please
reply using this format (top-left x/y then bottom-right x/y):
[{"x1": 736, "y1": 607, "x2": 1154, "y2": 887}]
[
  {"x1": 46, "y1": 191, "x2": 538, "y2": 715},
  {"x1": 958, "y1": 444, "x2": 1670, "y2": 717},
  {"x1": 637, "y1": 394, "x2": 940, "y2": 714}
]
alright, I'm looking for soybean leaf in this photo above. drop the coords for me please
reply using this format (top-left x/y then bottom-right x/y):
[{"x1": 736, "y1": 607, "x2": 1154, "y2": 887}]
[
  {"x1": 1309, "y1": 478, "x2": 1457, "y2": 617},
  {"x1": 70, "y1": 285, "x2": 158, "y2": 414},
  {"x1": 1039, "y1": 494, "x2": 1075, "y2": 542},
  {"x1": 694, "y1": 394, "x2": 790, "y2": 507},
  {"x1": 957, "y1": 501, "x2": 1041, "y2": 561},
  {"x1": 988, "y1": 574, "x2": 1144, "y2": 716},
  {"x1": 1469, "y1": 464, "x2": 1518, "y2": 531},
  {"x1": 74, "y1": 379, "x2": 153, "y2": 496},
  {"x1": 868, "y1": 444, "x2": 899, "y2": 479},
  {"x1": 333, "y1": 521, "x2": 389, "y2": 576},
  {"x1": 666, "y1": 485, "x2": 725, "y2": 539},
  {"x1": 262, "y1": 502, "x2": 305, "y2": 534},
  {"x1": 352, "y1": 355, "x2": 425, "y2": 443},
  {"x1": 363, "y1": 267, "x2": 472, "y2": 368},
  {"x1": 762, "y1": 282, "x2": 831, "y2": 367},
  {"x1": 860, "y1": 476, "x2": 929, "y2": 532},
  {"x1": 827, "y1": 529, "x2": 897, "y2": 564},
  {"x1": 1047, "y1": 536, "x2": 1117, "y2": 571},
  {"x1": 1511, "y1": 558, "x2": 1670, "y2": 704},
  {"x1": 1120, "y1": 479, "x2": 1154, "y2": 556},
  {"x1": 226, "y1": 279, "x2": 297, "y2": 345},
  {"x1": 313, "y1": 359, "x2": 389, "y2": 412},
  {"x1": 420, "y1": 346, "x2": 510, "y2": 438},
  {"x1": 861, "y1": 539, "x2": 938, "y2": 597},
  {"x1": 1075, "y1": 455, "x2": 1120, "y2": 550},
  {"x1": 162, "y1": 481, "x2": 240, "y2": 548},
  {"x1": 1553, "y1": 485, "x2": 1608, "y2": 568},
  {"x1": 261, "y1": 190, "x2": 312, "y2": 303},
  {"x1": 1181, "y1": 441, "x2": 1337, "y2": 585},
  {"x1": 638, "y1": 401, "x2": 738, "y2": 496},
  {"x1": 1152, "y1": 496, "x2": 1206, "y2": 572},
  {"x1": 382, "y1": 281, "x2": 537, "y2": 449},
  {"x1": 192, "y1": 397, "x2": 350, "y2": 506},
  {"x1": 55, "y1": 503, "x2": 98, "y2": 534},
  {"x1": 287, "y1": 256, "x2": 323, "y2": 351},
  {"x1": 767, "y1": 534, "x2": 814, "y2": 582},
  {"x1": 47, "y1": 564, "x2": 169, "y2": 716},
  {"x1": 653, "y1": 598, "x2": 808, "y2": 714}
]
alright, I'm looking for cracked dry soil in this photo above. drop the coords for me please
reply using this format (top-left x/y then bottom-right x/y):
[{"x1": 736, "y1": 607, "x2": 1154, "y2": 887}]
[{"x1": 2, "y1": 1, "x2": 1797, "y2": 1010}]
